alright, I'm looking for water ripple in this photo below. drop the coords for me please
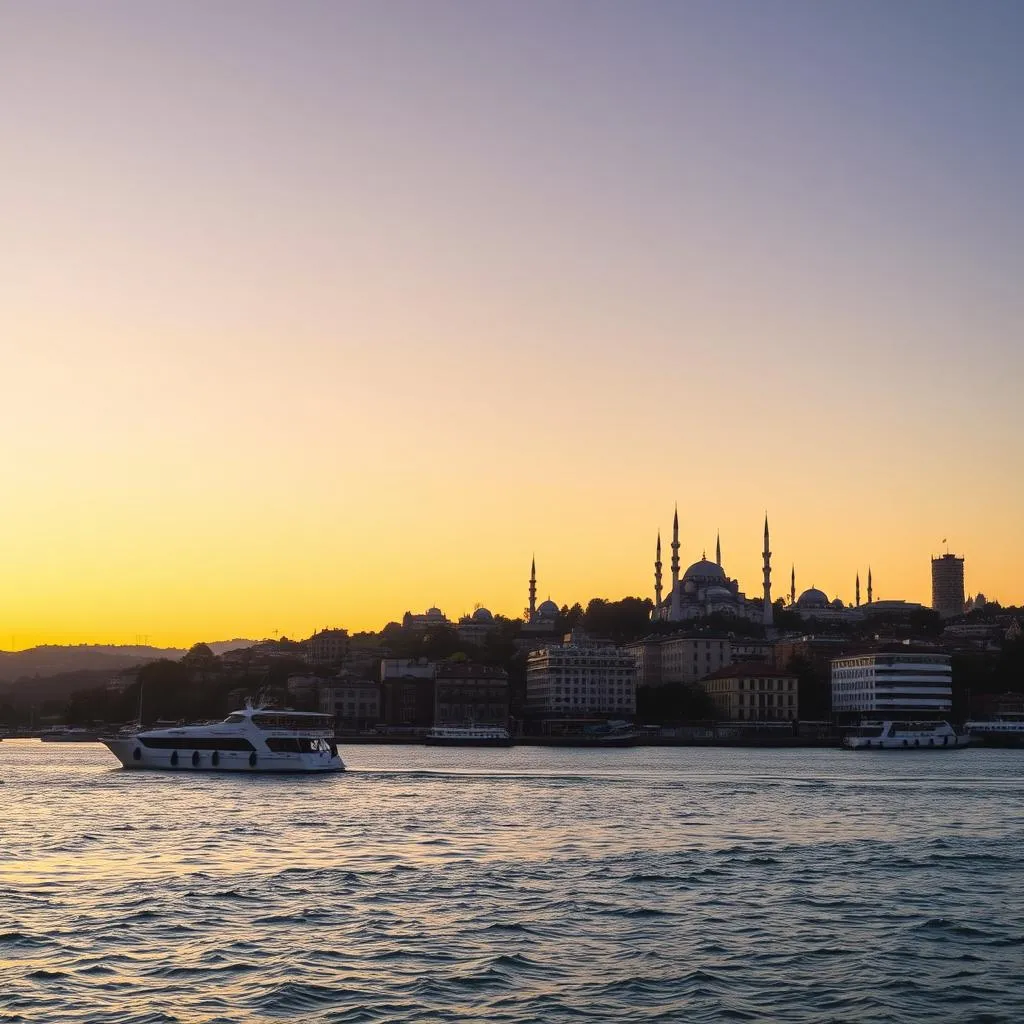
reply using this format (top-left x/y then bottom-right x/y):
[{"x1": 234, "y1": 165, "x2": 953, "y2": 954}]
[{"x1": 1, "y1": 742, "x2": 1023, "y2": 1022}]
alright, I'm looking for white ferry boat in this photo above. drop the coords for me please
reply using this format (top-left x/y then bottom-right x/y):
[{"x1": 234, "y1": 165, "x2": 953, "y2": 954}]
[
  {"x1": 843, "y1": 720, "x2": 969, "y2": 750},
  {"x1": 424, "y1": 725, "x2": 512, "y2": 747},
  {"x1": 101, "y1": 706, "x2": 344, "y2": 772},
  {"x1": 965, "y1": 717, "x2": 1024, "y2": 748}
]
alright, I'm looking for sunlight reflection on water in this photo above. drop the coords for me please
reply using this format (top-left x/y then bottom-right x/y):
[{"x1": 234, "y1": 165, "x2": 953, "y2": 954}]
[{"x1": 1, "y1": 741, "x2": 1022, "y2": 1022}]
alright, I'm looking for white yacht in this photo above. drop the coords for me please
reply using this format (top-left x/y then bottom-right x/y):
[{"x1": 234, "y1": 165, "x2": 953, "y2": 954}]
[
  {"x1": 424, "y1": 725, "x2": 512, "y2": 747},
  {"x1": 101, "y1": 706, "x2": 344, "y2": 772},
  {"x1": 843, "y1": 720, "x2": 969, "y2": 750}
]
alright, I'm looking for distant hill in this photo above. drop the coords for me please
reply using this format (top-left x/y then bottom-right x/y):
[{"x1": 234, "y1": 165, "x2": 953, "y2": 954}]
[
  {"x1": 206, "y1": 639, "x2": 258, "y2": 657},
  {"x1": 0, "y1": 639, "x2": 257, "y2": 685}
]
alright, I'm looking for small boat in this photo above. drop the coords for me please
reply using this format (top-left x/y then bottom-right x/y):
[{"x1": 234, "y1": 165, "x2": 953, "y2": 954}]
[
  {"x1": 101, "y1": 704, "x2": 344, "y2": 772},
  {"x1": 424, "y1": 725, "x2": 513, "y2": 747},
  {"x1": 40, "y1": 727, "x2": 102, "y2": 742},
  {"x1": 843, "y1": 720, "x2": 969, "y2": 750}
]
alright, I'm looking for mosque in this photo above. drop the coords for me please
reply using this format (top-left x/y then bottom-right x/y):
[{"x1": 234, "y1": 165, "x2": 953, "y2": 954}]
[
  {"x1": 651, "y1": 509, "x2": 774, "y2": 625},
  {"x1": 521, "y1": 556, "x2": 561, "y2": 639}
]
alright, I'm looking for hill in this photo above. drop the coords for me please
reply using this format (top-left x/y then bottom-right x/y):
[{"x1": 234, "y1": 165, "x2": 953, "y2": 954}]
[{"x1": 0, "y1": 640, "x2": 256, "y2": 684}]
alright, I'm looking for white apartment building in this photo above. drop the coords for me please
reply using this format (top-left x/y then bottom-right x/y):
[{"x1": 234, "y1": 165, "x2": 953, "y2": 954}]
[
  {"x1": 831, "y1": 651, "x2": 953, "y2": 715},
  {"x1": 526, "y1": 644, "x2": 636, "y2": 717}
]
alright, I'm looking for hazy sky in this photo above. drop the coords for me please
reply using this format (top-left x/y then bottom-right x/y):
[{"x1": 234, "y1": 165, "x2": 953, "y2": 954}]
[{"x1": 2, "y1": 1, "x2": 1022, "y2": 648}]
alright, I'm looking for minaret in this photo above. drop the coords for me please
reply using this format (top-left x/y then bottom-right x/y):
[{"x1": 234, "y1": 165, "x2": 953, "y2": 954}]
[
  {"x1": 762, "y1": 515, "x2": 773, "y2": 627},
  {"x1": 715, "y1": 531, "x2": 721, "y2": 567},
  {"x1": 670, "y1": 505, "x2": 681, "y2": 619},
  {"x1": 867, "y1": 566, "x2": 873, "y2": 604},
  {"x1": 790, "y1": 565, "x2": 796, "y2": 606},
  {"x1": 528, "y1": 556, "x2": 537, "y2": 621},
  {"x1": 654, "y1": 531, "x2": 663, "y2": 612},
  {"x1": 855, "y1": 572, "x2": 861, "y2": 607}
]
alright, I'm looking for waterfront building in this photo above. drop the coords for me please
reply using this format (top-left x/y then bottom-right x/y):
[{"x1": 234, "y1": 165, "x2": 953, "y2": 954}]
[
  {"x1": 525, "y1": 641, "x2": 636, "y2": 717},
  {"x1": 623, "y1": 636, "x2": 664, "y2": 687},
  {"x1": 701, "y1": 663, "x2": 799, "y2": 722},
  {"x1": 305, "y1": 628, "x2": 350, "y2": 665},
  {"x1": 932, "y1": 552, "x2": 966, "y2": 619},
  {"x1": 434, "y1": 663, "x2": 509, "y2": 727},
  {"x1": 731, "y1": 638, "x2": 773, "y2": 662},
  {"x1": 661, "y1": 633, "x2": 732, "y2": 684},
  {"x1": 380, "y1": 658, "x2": 435, "y2": 682},
  {"x1": 319, "y1": 680, "x2": 381, "y2": 732},
  {"x1": 379, "y1": 658, "x2": 436, "y2": 729},
  {"x1": 831, "y1": 649, "x2": 953, "y2": 717},
  {"x1": 650, "y1": 512, "x2": 773, "y2": 625},
  {"x1": 285, "y1": 675, "x2": 321, "y2": 707},
  {"x1": 624, "y1": 632, "x2": 735, "y2": 687}
]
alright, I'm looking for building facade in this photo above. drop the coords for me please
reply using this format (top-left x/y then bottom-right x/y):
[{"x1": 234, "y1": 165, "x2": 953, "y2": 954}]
[
  {"x1": 379, "y1": 659, "x2": 436, "y2": 729},
  {"x1": 623, "y1": 637, "x2": 664, "y2": 687},
  {"x1": 701, "y1": 663, "x2": 799, "y2": 721},
  {"x1": 305, "y1": 628, "x2": 350, "y2": 665},
  {"x1": 831, "y1": 650, "x2": 953, "y2": 716},
  {"x1": 402, "y1": 608, "x2": 451, "y2": 632},
  {"x1": 319, "y1": 681, "x2": 381, "y2": 732},
  {"x1": 434, "y1": 663, "x2": 509, "y2": 726},
  {"x1": 525, "y1": 643, "x2": 636, "y2": 717},
  {"x1": 931, "y1": 553, "x2": 966, "y2": 619},
  {"x1": 661, "y1": 634, "x2": 732, "y2": 684}
]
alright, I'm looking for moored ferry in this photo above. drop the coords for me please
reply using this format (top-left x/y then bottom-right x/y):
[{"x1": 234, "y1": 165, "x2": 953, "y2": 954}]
[
  {"x1": 101, "y1": 705, "x2": 344, "y2": 772},
  {"x1": 424, "y1": 725, "x2": 513, "y2": 747},
  {"x1": 843, "y1": 720, "x2": 969, "y2": 750},
  {"x1": 965, "y1": 717, "x2": 1024, "y2": 748}
]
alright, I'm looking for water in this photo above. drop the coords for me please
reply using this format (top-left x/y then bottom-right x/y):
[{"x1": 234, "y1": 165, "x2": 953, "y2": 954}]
[{"x1": 1, "y1": 741, "x2": 1022, "y2": 1023}]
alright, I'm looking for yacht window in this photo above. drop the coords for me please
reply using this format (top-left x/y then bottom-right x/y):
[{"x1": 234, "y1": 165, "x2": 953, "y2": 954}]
[{"x1": 140, "y1": 736, "x2": 255, "y2": 750}]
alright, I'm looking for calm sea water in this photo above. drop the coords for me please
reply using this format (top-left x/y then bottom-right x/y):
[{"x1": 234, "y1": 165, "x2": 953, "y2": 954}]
[{"x1": 1, "y1": 740, "x2": 1022, "y2": 1023}]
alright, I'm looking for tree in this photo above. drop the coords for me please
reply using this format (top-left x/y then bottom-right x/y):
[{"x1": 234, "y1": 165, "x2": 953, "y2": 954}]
[{"x1": 581, "y1": 597, "x2": 654, "y2": 641}]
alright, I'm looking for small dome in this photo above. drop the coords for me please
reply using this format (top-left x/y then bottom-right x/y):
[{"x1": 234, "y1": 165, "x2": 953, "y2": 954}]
[
  {"x1": 427, "y1": 606, "x2": 444, "y2": 617},
  {"x1": 537, "y1": 599, "x2": 559, "y2": 618},
  {"x1": 472, "y1": 607, "x2": 493, "y2": 623},
  {"x1": 705, "y1": 585, "x2": 732, "y2": 600},
  {"x1": 683, "y1": 559, "x2": 727, "y2": 583},
  {"x1": 831, "y1": 598, "x2": 844, "y2": 609},
  {"x1": 797, "y1": 587, "x2": 829, "y2": 608}
]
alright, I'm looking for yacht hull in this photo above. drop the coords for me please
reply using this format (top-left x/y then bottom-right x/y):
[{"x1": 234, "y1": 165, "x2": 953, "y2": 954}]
[{"x1": 102, "y1": 739, "x2": 345, "y2": 773}]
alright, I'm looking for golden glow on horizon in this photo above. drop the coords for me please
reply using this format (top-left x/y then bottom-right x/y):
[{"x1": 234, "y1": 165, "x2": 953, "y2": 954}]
[{"x1": 2, "y1": 5, "x2": 1022, "y2": 651}]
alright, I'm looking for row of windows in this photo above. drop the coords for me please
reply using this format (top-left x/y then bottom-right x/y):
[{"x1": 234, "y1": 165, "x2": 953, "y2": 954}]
[
  {"x1": 736, "y1": 694, "x2": 795, "y2": 707},
  {"x1": 140, "y1": 736, "x2": 255, "y2": 750}
]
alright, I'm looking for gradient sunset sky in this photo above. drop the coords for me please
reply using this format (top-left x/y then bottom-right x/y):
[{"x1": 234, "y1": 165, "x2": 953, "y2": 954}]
[{"x1": 3, "y1": 1, "x2": 1022, "y2": 649}]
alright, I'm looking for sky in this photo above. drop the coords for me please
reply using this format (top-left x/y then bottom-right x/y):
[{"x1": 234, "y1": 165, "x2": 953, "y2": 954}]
[{"x1": 2, "y1": 1, "x2": 1022, "y2": 649}]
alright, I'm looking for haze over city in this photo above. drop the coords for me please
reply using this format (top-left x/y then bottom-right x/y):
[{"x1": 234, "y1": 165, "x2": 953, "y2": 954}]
[{"x1": 3, "y1": 1, "x2": 1022, "y2": 649}]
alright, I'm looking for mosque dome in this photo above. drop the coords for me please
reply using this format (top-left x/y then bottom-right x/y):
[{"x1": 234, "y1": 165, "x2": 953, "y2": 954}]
[
  {"x1": 426, "y1": 606, "x2": 444, "y2": 617},
  {"x1": 797, "y1": 588, "x2": 829, "y2": 609},
  {"x1": 683, "y1": 559, "x2": 727, "y2": 584},
  {"x1": 472, "y1": 607, "x2": 494, "y2": 623},
  {"x1": 705, "y1": 585, "x2": 732, "y2": 600},
  {"x1": 537, "y1": 599, "x2": 559, "y2": 618},
  {"x1": 831, "y1": 598, "x2": 845, "y2": 609}
]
